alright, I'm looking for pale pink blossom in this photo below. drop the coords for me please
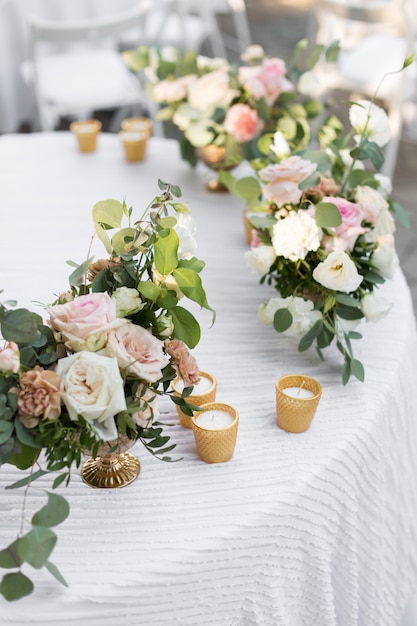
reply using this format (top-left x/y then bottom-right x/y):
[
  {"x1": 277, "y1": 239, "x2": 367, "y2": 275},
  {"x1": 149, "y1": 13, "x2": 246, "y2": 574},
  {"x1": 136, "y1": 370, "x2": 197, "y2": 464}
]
[
  {"x1": 48, "y1": 292, "x2": 120, "y2": 351},
  {"x1": 239, "y1": 58, "x2": 294, "y2": 104},
  {"x1": 164, "y1": 339, "x2": 199, "y2": 387},
  {"x1": 106, "y1": 322, "x2": 168, "y2": 383},
  {"x1": 153, "y1": 75, "x2": 197, "y2": 103},
  {"x1": 224, "y1": 103, "x2": 264, "y2": 143},
  {"x1": 187, "y1": 68, "x2": 238, "y2": 111},
  {"x1": 0, "y1": 341, "x2": 20, "y2": 373},
  {"x1": 259, "y1": 156, "x2": 317, "y2": 207},
  {"x1": 323, "y1": 196, "x2": 366, "y2": 251}
]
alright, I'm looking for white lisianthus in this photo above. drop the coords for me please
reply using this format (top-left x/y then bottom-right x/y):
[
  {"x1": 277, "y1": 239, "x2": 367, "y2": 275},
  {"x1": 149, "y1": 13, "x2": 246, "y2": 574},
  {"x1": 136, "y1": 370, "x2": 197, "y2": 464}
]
[
  {"x1": 313, "y1": 250, "x2": 363, "y2": 293},
  {"x1": 245, "y1": 245, "x2": 276, "y2": 275},
  {"x1": 258, "y1": 296, "x2": 322, "y2": 337},
  {"x1": 365, "y1": 205, "x2": 396, "y2": 243},
  {"x1": 360, "y1": 292, "x2": 393, "y2": 322},
  {"x1": 113, "y1": 286, "x2": 144, "y2": 317},
  {"x1": 355, "y1": 185, "x2": 389, "y2": 223},
  {"x1": 371, "y1": 236, "x2": 399, "y2": 279},
  {"x1": 297, "y1": 70, "x2": 322, "y2": 97},
  {"x1": 338, "y1": 149, "x2": 365, "y2": 171},
  {"x1": 375, "y1": 173, "x2": 392, "y2": 198},
  {"x1": 272, "y1": 211, "x2": 321, "y2": 261},
  {"x1": 270, "y1": 131, "x2": 290, "y2": 158},
  {"x1": 175, "y1": 214, "x2": 197, "y2": 259},
  {"x1": 56, "y1": 351, "x2": 126, "y2": 441},
  {"x1": 349, "y1": 99, "x2": 391, "y2": 147}
]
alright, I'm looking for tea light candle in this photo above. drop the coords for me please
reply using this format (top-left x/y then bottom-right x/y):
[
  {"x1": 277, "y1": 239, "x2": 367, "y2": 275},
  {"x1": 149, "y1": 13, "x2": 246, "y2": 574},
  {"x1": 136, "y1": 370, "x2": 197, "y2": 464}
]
[
  {"x1": 282, "y1": 386, "x2": 315, "y2": 399},
  {"x1": 76, "y1": 123, "x2": 97, "y2": 133},
  {"x1": 174, "y1": 374, "x2": 213, "y2": 395},
  {"x1": 195, "y1": 410, "x2": 234, "y2": 430}
]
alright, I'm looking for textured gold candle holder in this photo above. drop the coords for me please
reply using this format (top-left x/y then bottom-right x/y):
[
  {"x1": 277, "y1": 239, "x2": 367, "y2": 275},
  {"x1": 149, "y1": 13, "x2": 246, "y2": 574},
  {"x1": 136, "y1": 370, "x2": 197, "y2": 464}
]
[
  {"x1": 70, "y1": 119, "x2": 102, "y2": 153},
  {"x1": 81, "y1": 435, "x2": 140, "y2": 488},
  {"x1": 276, "y1": 374, "x2": 322, "y2": 433},
  {"x1": 191, "y1": 402, "x2": 239, "y2": 463},
  {"x1": 119, "y1": 130, "x2": 148, "y2": 162},
  {"x1": 121, "y1": 116, "x2": 152, "y2": 137},
  {"x1": 172, "y1": 371, "x2": 217, "y2": 428}
]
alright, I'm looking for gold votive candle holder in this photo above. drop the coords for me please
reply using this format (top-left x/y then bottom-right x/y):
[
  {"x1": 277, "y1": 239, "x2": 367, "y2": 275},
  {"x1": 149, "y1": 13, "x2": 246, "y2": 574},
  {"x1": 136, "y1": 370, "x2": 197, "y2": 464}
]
[
  {"x1": 191, "y1": 402, "x2": 239, "y2": 464},
  {"x1": 70, "y1": 119, "x2": 102, "y2": 153},
  {"x1": 119, "y1": 130, "x2": 148, "y2": 162},
  {"x1": 172, "y1": 371, "x2": 217, "y2": 428},
  {"x1": 276, "y1": 374, "x2": 322, "y2": 433},
  {"x1": 121, "y1": 116, "x2": 152, "y2": 137}
]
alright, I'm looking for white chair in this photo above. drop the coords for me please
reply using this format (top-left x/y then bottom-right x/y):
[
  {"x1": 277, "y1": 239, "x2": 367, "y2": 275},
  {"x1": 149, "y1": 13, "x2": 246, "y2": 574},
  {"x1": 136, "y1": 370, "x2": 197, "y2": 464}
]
[
  {"x1": 311, "y1": 0, "x2": 417, "y2": 179},
  {"x1": 22, "y1": 2, "x2": 151, "y2": 131}
]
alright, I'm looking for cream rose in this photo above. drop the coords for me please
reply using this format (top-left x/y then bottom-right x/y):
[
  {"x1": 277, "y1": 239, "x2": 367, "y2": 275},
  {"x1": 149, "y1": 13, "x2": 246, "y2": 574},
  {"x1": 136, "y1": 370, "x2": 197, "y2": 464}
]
[
  {"x1": 112, "y1": 287, "x2": 144, "y2": 317},
  {"x1": 354, "y1": 185, "x2": 389, "y2": 223},
  {"x1": 106, "y1": 322, "x2": 167, "y2": 383},
  {"x1": 245, "y1": 245, "x2": 276, "y2": 275},
  {"x1": 56, "y1": 351, "x2": 126, "y2": 441},
  {"x1": 259, "y1": 156, "x2": 317, "y2": 207},
  {"x1": 187, "y1": 68, "x2": 238, "y2": 111},
  {"x1": 272, "y1": 211, "x2": 321, "y2": 261},
  {"x1": 313, "y1": 250, "x2": 363, "y2": 293}
]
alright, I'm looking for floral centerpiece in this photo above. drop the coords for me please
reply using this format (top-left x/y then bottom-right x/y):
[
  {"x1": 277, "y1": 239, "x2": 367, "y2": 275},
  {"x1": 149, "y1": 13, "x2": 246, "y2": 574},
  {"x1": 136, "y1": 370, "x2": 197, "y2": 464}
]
[
  {"x1": 0, "y1": 180, "x2": 214, "y2": 601},
  {"x1": 122, "y1": 40, "x2": 338, "y2": 169},
  {"x1": 220, "y1": 55, "x2": 412, "y2": 383}
]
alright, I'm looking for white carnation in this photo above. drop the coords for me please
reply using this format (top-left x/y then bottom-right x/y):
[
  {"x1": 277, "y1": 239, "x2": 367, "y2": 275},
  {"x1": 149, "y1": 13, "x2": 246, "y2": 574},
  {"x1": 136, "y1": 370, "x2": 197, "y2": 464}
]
[{"x1": 272, "y1": 211, "x2": 321, "y2": 262}]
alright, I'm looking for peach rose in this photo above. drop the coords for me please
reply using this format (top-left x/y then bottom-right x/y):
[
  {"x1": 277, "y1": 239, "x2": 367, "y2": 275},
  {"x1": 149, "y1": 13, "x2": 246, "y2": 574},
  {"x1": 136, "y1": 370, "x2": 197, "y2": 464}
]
[
  {"x1": 164, "y1": 339, "x2": 199, "y2": 387},
  {"x1": 224, "y1": 103, "x2": 264, "y2": 143},
  {"x1": 106, "y1": 322, "x2": 168, "y2": 383},
  {"x1": 17, "y1": 366, "x2": 62, "y2": 428}
]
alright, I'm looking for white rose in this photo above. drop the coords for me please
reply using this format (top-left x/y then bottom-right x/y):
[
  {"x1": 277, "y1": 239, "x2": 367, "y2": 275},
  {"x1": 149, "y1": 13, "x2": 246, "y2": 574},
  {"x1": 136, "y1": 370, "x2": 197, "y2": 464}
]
[
  {"x1": 371, "y1": 238, "x2": 399, "y2": 279},
  {"x1": 349, "y1": 99, "x2": 391, "y2": 147},
  {"x1": 360, "y1": 292, "x2": 393, "y2": 322},
  {"x1": 153, "y1": 79, "x2": 188, "y2": 103},
  {"x1": 56, "y1": 351, "x2": 126, "y2": 441},
  {"x1": 313, "y1": 250, "x2": 363, "y2": 293},
  {"x1": 245, "y1": 245, "x2": 276, "y2": 275},
  {"x1": 112, "y1": 287, "x2": 144, "y2": 317},
  {"x1": 270, "y1": 131, "x2": 290, "y2": 158},
  {"x1": 187, "y1": 68, "x2": 238, "y2": 111},
  {"x1": 272, "y1": 211, "x2": 321, "y2": 261},
  {"x1": 355, "y1": 185, "x2": 388, "y2": 223},
  {"x1": 297, "y1": 70, "x2": 323, "y2": 97},
  {"x1": 175, "y1": 214, "x2": 197, "y2": 259}
]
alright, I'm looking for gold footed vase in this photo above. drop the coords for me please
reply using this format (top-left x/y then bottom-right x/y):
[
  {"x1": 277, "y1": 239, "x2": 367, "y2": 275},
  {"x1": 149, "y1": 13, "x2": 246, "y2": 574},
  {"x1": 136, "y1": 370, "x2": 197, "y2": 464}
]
[
  {"x1": 196, "y1": 144, "x2": 241, "y2": 192},
  {"x1": 81, "y1": 435, "x2": 140, "y2": 489}
]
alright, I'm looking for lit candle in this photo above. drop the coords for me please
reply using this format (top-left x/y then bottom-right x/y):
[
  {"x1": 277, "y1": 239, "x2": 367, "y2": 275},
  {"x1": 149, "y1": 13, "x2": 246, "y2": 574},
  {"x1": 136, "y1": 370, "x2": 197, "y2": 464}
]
[
  {"x1": 174, "y1": 374, "x2": 213, "y2": 395},
  {"x1": 195, "y1": 410, "x2": 234, "y2": 430},
  {"x1": 282, "y1": 386, "x2": 315, "y2": 399},
  {"x1": 76, "y1": 123, "x2": 97, "y2": 133}
]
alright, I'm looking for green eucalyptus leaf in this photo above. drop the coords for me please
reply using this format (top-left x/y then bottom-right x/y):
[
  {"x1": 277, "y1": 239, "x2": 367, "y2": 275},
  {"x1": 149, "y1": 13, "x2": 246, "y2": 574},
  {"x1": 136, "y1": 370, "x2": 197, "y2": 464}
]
[
  {"x1": 390, "y1": 200, "x2": 410, "y2": 228},
  {"x1": 364, "y1": 270, "x2": 385, "y2": 284},
  {"x1": 5, "y1": 469, "x2": 48, "y2": 489},
  {"x1": 18, "y1": 527, "x2": 57, "y2": 569},
  {"x1": 315, "y1": 201, "x2": 342, "y2": 228},
  {"x1": 298, "y1": 172, "x2": 321, "y2": 190},
  {"x1": 298, "y1": 319, "x2": 324, "y2": 352},
  {"x1": 14, "y1": 418, "x2": 42, "y2": 448},
  {"x1": 217, "y1": 170, "x2": 237, "y2": 194},
  {"x1": 68, "y1": 257, "x2": 94, "y2": 288},
  {"x1": 0, "y1": 421, "x2": 13, "y2": 445},
  {"x1": 137, "y1": 280, "x2": 162, "y2": 302},
  {"x1": 7, "y1": 445, "x2": 42, "y2": 471},
  {"x1": 154, "y1": 229, "x2": 179, "y2": 275},
  {"x1": 92, "y1": 199, "x2": 126, "y2": 254},
  {"x1": 0, "y1": 538, "x2": 23, "y2": 569},
  {"x1": 0, "y1": 571, "x2": 34, "y2": 601},
  {"x1": 336, "y1": 305, "x2": 364, "y2": 320},
  {"x1": 325, "y1": 40, "x2": 341, "y2": 62},
  {"x1": 122, "y1": 48, "x2": 149, "y2": 72},
  {"x1": 235, "y1": 177, "x2": 262, "y2": 201},
  {"x1": 31, "y1": 493, "x2": 70, "y2": 528},
  {"x1": 350, "y1": 359, "x2": 365, "y2": 382},
  {"x1": 347, "y1": 169, "x2": 378, "y2": 188},
  {"x1": 341, "y1": 360, "x2": 351, "y2": 385},
  {"x1": 170, "y1": 306, "x2": 201, "y2": 349},
  {"x1": 273, "y1": 308, "x2": 293, "y2": 333},
  {"x1": 111, "y1": 227, "x2": 137, "y2": 255},
  {"x1": 335, "y1": 293, "x2": 360, "y2": 308},
  {"x1": 44, "y1": 561, "x2": 68, "y2": 587},
  {"x1": 172, "y1": 268, "x2": 214, "y2": 320},
  {"x1": 1, "y1": 309, "x2": 38, "y2": 344}
]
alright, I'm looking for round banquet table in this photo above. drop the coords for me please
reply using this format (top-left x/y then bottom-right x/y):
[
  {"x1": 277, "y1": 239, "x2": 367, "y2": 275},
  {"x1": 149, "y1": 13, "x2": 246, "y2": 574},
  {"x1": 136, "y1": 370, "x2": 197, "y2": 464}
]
[{"x1": 1, "y1": 132, "x2": 417, "y2": 626}]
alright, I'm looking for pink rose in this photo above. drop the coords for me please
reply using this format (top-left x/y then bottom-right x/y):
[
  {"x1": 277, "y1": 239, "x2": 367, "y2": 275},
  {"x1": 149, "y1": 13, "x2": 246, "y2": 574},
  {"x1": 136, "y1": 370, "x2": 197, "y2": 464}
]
[
  {"x1": 323, "y1": 196, "x2": 366, "y2": 251},
  {"x1": 239, "y1": 58, "x2": 294, "y2": 104},
  {"x1": 106, "y1": 322, "x2": 167, "y2": 383},
  {"x1": 48, "y1": 292, "x2": 118, "y2": 350},
  {"x1": 164, "y1": 339, "x2": 200, "y2": 387},
  {"x1": 224, "y1": 103, "x2": 264, "y2": 143},
  {"x1": 259, "y1": 156, "x2": 317, "y2": 207},
  {"x1": 0, "y1": 341, "x2": 20, "y2": 373}
]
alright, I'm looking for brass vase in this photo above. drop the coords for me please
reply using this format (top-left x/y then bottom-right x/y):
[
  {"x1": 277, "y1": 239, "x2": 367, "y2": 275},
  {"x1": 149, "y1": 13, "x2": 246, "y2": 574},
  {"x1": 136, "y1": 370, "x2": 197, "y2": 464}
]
[
  {"x1": 81, "y1": 434, "x2": 140, "y2": 489},
  {"x1": 196, "y1": 144, "x2": 241, "y2": 192}
]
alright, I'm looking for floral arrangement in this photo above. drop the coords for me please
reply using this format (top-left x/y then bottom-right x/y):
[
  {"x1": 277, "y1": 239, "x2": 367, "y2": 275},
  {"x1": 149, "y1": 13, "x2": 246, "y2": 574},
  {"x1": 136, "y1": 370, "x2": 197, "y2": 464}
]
[
  {"x1": 123, "y1": 40, "x2": 338, "y2": 167},
  {"x1": 221, "y1": 68, "x2": 412, "y2": 383},
  {"x1": 0, "y1": 180, "x2": 213, "y2": 601}
]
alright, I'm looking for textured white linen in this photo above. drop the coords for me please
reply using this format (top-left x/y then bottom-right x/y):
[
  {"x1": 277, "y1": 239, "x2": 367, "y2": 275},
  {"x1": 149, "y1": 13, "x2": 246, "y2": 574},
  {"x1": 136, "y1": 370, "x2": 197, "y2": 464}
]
[{"x1": 1, "y1": 133, "x2": 417, "y2": 625}]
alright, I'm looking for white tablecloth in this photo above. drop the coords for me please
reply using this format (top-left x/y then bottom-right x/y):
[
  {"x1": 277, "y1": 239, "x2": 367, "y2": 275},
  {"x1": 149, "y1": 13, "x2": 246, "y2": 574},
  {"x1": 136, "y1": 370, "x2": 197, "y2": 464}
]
[{"x1": 1, "y1": 132, "x2": 417, "y2": 625}]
